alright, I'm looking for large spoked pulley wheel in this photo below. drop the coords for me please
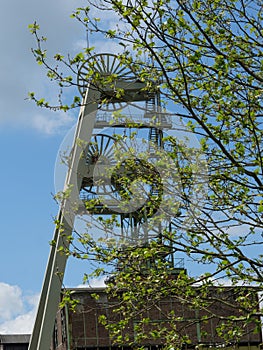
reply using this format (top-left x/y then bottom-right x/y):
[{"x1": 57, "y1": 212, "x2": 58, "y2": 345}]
[
  {"x1": 81, "y1": 133, "x2": 125, "y2": 196},
  {"x1": 77, "y1": 53, "x2": 137, "y2": 111}
]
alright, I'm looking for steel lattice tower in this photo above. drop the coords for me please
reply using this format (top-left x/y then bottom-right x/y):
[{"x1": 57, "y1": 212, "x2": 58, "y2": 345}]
[{"x1": 29, "y1": 54, "x2": 180, "y2": 350}]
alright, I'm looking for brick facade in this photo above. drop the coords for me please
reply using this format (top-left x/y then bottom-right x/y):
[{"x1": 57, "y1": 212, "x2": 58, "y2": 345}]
[{"x1": 51, "y1": 287, "x2": 262, "y2": 350}]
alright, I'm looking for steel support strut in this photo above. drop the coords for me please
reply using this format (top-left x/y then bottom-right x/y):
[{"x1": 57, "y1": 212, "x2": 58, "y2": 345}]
[{"x1": 29, "y1": 85, "x2": 100, "y2": 350}]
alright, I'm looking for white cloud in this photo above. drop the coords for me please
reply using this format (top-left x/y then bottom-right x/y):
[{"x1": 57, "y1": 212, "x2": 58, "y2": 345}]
[
  {"x1": 91, "y1": 40, "x2": 124, "y2": 55},
  {"x1": 0, "y1": 282, "x2": 39, "y2": 334},
  {"x1": 0, "y1": 308, "x2": 36, "y2": 335},
  {"x1": 32, "y1": 111, "x2": 74, "y2": 135},
  {"x1": 0, "y1": 0, "x2": 130, "y2": 135},
  {"x1": 0, "y1": 0, "x2": 85, "y2": 134},
  {"x1": 0, "y1": 283, "x2": 24, "y2": 322},
  {"x1": 77, "y1": 276, "x2": 107, "y2": 288}
]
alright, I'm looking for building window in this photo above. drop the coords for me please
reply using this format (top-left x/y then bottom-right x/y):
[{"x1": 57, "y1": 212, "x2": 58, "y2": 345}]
[
  {"x1": 53, "y1": 318, "x2": 58, "y2": 349},
  {"x1": 61, "y1": 309, "x2": 67, "y2": 343}
]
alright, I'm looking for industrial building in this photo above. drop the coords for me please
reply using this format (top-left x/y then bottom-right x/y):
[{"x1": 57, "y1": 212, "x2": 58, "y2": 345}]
[
  {"x1": 0, "y1": 334, "x2": 30, "y2": 350},
  {"x1": 51, "y1": 287, "x2": 262, "y2": 350}
]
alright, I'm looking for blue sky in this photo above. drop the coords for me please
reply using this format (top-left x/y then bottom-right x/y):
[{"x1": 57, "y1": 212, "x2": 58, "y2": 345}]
[{"x1": 0, "y1": 0, "x2": 90, "y2": 334}]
